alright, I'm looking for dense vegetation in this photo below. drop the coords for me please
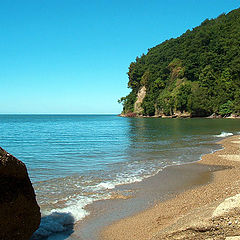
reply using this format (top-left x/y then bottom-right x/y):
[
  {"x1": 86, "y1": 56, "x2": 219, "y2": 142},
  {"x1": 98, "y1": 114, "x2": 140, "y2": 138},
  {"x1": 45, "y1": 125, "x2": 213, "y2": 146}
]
[{"x1": 119, "y1": 8, "x2": 240, "y2": 117}]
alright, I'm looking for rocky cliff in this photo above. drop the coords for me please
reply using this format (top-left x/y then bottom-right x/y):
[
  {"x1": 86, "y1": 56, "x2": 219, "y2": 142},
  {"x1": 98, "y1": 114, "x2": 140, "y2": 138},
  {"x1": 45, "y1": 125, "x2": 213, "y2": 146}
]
[
  {"x1": 134, "y1": 86, "x2": 146, "y2": 114},
  {"x1": 0, "y1": 147, "x2": 40, "y2": 240}
]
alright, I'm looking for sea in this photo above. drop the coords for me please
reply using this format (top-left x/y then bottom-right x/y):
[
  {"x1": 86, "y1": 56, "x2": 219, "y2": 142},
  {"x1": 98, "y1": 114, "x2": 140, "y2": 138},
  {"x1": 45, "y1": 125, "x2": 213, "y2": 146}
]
[{"x1": 0, "y1": 114, "x2": 239, "y2": 239}]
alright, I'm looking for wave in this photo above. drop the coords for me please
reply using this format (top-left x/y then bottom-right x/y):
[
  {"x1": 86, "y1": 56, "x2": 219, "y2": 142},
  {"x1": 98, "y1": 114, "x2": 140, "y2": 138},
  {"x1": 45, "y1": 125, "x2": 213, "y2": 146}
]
[
  {"x1": 215, "y1": 132, "x2": 233, "y2": 138},
  {"x1": 91, "y1": 175, "x2": 144, "y2": 191},
  {"x1": 32, "y1": 171, "x2": 158, "y2": 239},
  {"x1": 32, "y1": 196, "x2": 93, "y2": 239},
  {"x1": 32, "y1": 174, "x2": 145, "y2": 239},
  {"x1": 31, "y1": 212, "x2": 74, "y2": 239}
]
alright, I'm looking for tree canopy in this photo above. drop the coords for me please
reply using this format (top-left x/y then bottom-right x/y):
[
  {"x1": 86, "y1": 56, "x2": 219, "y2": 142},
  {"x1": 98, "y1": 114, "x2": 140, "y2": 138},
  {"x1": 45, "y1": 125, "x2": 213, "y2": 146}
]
[{"x1": 119, "y1": 8, "x2": 240, "y2": 117}]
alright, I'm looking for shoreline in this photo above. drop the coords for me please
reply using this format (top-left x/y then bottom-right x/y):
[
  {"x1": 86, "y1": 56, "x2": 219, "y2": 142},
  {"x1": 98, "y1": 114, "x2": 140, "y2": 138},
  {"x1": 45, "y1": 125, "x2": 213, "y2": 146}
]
[
  {"x1": 66, "y1": 135, "x2": 239, "y2": 240},
  {"x1": 72, "y1": 162, "x2": 223, "y2": 240},
  {"x1": 119, "y1": 113, "x2": 240, "y2": 119},
  {"x1": 100, "y1": 135, "x2": 240, "y2": 240}
]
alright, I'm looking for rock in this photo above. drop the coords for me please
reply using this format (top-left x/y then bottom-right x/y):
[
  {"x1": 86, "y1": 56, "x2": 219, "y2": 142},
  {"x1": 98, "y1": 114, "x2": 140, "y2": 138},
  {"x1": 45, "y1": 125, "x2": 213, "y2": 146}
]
[
  {"x1": 134, "y1": 86, "x2": 146, "y2": 114},
  {"x1": 207, "y1": 113, "x2": 216, "y2": 118},
  {"x1": 120, "y1": 112, "x2": 137, "y2": 117},
  {"x1": 0, "y1": 147, "x2": 40, "y2": 240},
  {"x1": 226, "y1": 114, "x2": 240, "y2": 119},
  {"x1": 212, "y1": 194, "x2": 240, "y2": 218},
  {"x1": 207, "y1": 113, "x2": 222, "y2": 119},
  {"x1": 162, "y1": 115, "x2": 174, "y2": 119},
  {"x1": 173, "y1": 111, "x2": 191, "y2": 118}
]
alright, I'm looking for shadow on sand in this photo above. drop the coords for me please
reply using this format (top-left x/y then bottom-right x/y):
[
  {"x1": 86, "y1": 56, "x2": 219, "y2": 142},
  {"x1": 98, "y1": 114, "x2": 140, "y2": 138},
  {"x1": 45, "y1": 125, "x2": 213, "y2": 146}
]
[{"x1": 31, "y1": 212, "x2": 75, "y2": 240}]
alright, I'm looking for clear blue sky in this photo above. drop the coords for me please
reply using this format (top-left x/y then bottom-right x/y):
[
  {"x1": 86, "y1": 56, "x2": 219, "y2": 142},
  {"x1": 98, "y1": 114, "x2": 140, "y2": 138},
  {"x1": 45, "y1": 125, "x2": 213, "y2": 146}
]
[{"x1": 0, "y1": 0, "x2": 239, "y2": 114}]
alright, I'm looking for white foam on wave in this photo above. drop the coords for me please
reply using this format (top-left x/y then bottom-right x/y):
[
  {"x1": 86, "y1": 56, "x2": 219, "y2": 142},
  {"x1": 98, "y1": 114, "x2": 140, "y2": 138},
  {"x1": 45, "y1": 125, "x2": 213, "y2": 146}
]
[
  {"x1": 215, "y1": 132, "x2": 233, "y2": 138},
  {"x1": 91, "y1": 175, "x2": 143, "y2": 191},
  {"x1": 32, "y1": 167, "x2": 163, "y2": 239},
  {"x1": 115, "y1": 175, "x2": 143, "y2": 185},
  {"x1": 33, "y1": 170, "x2": 157, "y2": 239},
  {"x1": 51, "y1": 196, "x2": 93, "y2": 221},
  {"x1": 32, "y1": 196, "x2": 93, "y2": 239},
  {"x1": 95, "y1": 182, "x2": 116, "y2": 190}
]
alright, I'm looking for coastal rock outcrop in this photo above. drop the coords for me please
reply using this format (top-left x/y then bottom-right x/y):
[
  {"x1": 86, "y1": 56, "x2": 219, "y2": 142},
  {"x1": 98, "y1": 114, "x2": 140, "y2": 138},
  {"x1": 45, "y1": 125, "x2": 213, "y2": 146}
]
[{"x1": 0, "y1": 147, "x2": 40, "y2": 240}]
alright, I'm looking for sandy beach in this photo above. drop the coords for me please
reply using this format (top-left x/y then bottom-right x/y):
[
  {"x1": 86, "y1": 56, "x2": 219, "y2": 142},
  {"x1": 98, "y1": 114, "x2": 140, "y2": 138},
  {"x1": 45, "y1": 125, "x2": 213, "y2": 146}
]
[{"x1": 100, "y1": 135, "x2": 240, "y2": 240}]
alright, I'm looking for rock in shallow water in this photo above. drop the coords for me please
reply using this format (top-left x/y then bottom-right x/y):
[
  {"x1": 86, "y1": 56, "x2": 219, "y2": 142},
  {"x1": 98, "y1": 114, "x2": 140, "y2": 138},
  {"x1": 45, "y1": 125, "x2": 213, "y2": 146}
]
[{"x1": 0, "y1": 147, "x2": 40, "y2": 240}]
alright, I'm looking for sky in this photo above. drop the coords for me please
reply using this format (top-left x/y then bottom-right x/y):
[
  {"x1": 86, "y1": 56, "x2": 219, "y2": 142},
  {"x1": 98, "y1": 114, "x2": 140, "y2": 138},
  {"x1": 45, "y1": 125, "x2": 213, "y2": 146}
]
[{"x1": 0, "y1": 0, "x2": 239, "y2": 114}]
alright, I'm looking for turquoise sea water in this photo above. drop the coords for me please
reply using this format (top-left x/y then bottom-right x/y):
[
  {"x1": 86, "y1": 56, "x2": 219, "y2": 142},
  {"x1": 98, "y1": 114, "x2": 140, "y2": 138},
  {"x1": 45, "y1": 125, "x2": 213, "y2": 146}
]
[{"x1": 0, "y1": 115, "x2": 239, "y2": 238}]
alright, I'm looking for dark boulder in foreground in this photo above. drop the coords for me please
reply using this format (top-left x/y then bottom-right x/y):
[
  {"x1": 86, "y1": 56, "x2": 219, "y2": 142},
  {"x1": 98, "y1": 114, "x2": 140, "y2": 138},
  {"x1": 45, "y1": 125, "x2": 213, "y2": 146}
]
[{"x1": 0, "y1": 147, "x2": 40, "y2": 240}]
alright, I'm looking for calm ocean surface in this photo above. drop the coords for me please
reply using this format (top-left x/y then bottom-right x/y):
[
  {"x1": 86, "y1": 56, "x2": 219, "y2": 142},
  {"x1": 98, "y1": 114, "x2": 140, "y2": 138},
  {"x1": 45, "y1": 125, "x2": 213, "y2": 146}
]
[{"x1": 0, "y1": 114, "x2": 239, "y2": 238}]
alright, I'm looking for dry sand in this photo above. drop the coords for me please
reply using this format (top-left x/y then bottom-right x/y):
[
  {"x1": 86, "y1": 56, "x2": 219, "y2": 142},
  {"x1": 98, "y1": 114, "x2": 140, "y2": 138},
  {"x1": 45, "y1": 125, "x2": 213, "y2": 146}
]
[{"x1": 101, "y1": 135, "x2": 240, "y2": 240}]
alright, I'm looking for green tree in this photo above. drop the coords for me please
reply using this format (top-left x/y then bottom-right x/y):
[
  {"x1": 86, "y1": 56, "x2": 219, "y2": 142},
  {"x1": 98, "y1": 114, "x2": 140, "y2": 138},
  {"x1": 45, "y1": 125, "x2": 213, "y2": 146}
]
[{"x1": 219, "y1": 101, "x2": 234, "y2": 116}]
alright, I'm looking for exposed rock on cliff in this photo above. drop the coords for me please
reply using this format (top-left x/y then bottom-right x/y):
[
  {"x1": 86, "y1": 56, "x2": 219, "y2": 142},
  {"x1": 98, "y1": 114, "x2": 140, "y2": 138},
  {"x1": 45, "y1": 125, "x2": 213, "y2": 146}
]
[
  {"x1": 0, "y1": 147, "x2": 40, "y2": 240},
  {"x1": 134, "y1": 86, "x2": 146, "y2": 115}
]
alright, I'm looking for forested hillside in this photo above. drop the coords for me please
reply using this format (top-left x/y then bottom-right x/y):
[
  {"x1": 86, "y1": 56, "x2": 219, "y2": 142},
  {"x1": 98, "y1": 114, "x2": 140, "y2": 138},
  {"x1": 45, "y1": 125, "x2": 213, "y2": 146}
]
[{"x1": 119, "y1": 8, "x2": 240, "y2": 117}]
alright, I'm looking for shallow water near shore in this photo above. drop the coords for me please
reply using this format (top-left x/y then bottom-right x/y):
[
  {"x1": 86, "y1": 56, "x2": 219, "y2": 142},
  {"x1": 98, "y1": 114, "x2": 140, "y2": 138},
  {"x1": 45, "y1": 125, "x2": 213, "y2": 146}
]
[{"x1": 0, "y1": 115, "x2": 239, "y2": 239}]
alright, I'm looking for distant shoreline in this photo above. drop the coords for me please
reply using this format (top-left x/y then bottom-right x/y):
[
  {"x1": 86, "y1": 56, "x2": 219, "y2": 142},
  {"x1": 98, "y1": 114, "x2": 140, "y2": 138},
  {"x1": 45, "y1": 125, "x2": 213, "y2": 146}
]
[
  {"x1": 101, "y1": 135, "x2": 240, "y2": 239},
  {"x1": 119, "y1": 113, "x2": 240, "y2": 119}
]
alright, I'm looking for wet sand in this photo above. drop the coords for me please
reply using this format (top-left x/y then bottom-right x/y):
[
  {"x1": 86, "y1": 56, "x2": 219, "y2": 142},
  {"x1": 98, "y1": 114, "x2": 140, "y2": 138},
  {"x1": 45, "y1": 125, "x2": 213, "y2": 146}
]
[
  {"x1": 100, "y1": 135, "x2": 240, "y2": 240},
  {"x1": 71, "y1": 163, "x2": 224, "y2": 240},
  {"x1": 65, "y1": 136, "x2": 240, "y2": 240}
]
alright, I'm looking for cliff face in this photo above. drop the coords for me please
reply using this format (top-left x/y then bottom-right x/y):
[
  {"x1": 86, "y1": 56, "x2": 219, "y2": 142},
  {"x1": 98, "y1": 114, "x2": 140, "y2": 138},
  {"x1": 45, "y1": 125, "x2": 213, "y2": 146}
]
[
  {"x1": 134, "y1": 86, "x2": 146, "y2": 115},
  {"x1": 0, "y1": 147, "x2": 41, "y2": 240}
]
